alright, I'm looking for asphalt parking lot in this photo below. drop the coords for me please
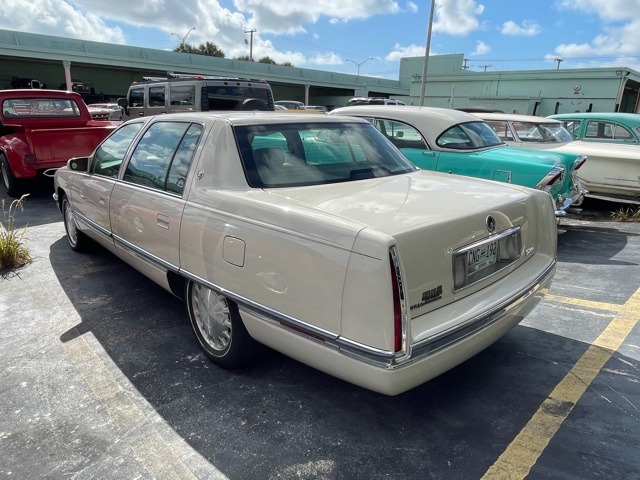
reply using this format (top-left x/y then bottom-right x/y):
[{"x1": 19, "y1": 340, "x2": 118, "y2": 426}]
[{"x1": 1, "y1": 187, "x2": 639, "y2": 480}]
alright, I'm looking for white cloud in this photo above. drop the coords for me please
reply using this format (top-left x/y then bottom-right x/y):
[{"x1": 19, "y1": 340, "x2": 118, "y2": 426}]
[
  {"x1": 559, "y1": 0, "x2": 640, "y2": 22},
  {"x1": 385, "y1": 43, "x2": 428, "y2": 61},
  {"x1": 234, "y1": 0, "x2": 401, "y2": 34},
  {"x1": 552, "y1": 0, "x2": 640, "y2": 60},
  {"x1": 471, "y1": 40, "x2": 490, "y2": 56},
  {"x1": 311, "y1": 52, "x2": 343, "y2": 65},
  {"x1": 407, "y1": 2, "x2": 418, "y2": 13},
  {"x1": 433, "y1": 0, "x2": 484, "y2": 36},
  {"x1": 500, "y1": 20, "x2": 541, "y2": 36},
  {"x1": 1, "y1": 0, "x2": 126, "y2": 43}
]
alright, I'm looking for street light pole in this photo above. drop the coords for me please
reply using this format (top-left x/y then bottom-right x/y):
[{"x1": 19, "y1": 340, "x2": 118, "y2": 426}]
[
  {"x1": 244, "y1": 29, "x2": 256, "y2": 61},
  {"x1": 346, "y1": 57, "x2": 374, "y2": 78},
  {"x1": 171, "y1": 27, "x2": 196, "y2": 46}
]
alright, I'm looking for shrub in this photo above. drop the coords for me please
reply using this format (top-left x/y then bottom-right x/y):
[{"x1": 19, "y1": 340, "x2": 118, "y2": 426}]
[
  {"x1": 0, "y1": 194, "x2": 32, "y2": 271},
  {"x1": 610, "y1": 206, "x2": 640, "y2": 222}
]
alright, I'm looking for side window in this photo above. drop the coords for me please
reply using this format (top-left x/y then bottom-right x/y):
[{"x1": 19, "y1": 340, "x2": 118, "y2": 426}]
[
  {"x1": 611, "y1": 124, "x2": 633, "y2": 140},
  {"x1": 149, "y1": 86, "x2": 166, "y2": 107},
  {"x1": 129, "y1": 88, "x2": 145, "y2": 108},
  {"x1": 486, "y1": 121, "x2": 513, "y2": 140},
  {"x1": 170, "y1": 85, "x2": 196, "y2": 106},
  {"x1": 166, "y1": 124, "x2": 203, "y2": 195},
  {"x1": 375, "y1": 120, "x2": 427, "y2": 149},
  {"x1": 124, "y1": 122, "x2": 192, "y2": 191},
  {"x1": 91, "y1": 123, "x2": 144, "y2": 177},
  {"x1": 585, "y1": 121, "x2": 615, "y2": 139},
  {"x1": 563, "y1": 121, "x2": 580, "y2": 137}
]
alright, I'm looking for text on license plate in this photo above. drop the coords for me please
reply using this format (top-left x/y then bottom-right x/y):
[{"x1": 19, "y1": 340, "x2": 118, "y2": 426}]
[{"x1": 468, "y1": 240, "x2": 498, "y2": 274}]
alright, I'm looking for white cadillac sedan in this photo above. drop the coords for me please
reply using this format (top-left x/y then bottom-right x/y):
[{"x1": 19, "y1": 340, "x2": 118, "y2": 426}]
[{"x1": 53, "y1": 112, "x2": 557, "y2": 395}]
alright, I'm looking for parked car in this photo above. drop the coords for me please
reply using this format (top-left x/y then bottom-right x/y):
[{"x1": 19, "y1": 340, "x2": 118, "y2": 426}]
[
  {"x1": 345, "y1": 97, "x2": 406, "y2": 106},
  {"x1": 53, "y1": 112, "x2": 557, "y2": 395},
  {"x1": 478, "y1": 112, "x2": 640, "y2": 202},
  {"x1": 548, "y1": 112, "x2": 640, "y2": 145},
  {"x1": 330, "y1": 105, "x2": 587, "y2": 216},
  {"x1": 0, "y1": 89, "x2": 119, "y2": 196},
  {"x1": 117, "y1": 75, "x2": 275, "y2": 121},
  {"x1": 87, "y1": 102, "x2": 123, "y2": 121},
  {"x1": 274, "y1": 100, "x2": 305, "y2": 110}
]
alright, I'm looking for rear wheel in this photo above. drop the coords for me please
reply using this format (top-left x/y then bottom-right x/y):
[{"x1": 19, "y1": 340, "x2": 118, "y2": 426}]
[
  {"x1": 62, "y1": 195, "x2": 90, "y2": 252},
  {"x1": 1, "y1": 154, "x2": 23, "y2": 197},
  {"x1": 186, "y1": 280, "x2": 259, "y2": 368}
]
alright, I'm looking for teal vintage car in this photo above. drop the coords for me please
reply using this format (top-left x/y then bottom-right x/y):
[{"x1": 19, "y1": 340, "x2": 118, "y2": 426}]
[
  {"x1": 330, "y1": 106, "x2": 587, "y2": 216},
  {"x1": 548, "y1": 112, "x2": 640, "y2": 145}
]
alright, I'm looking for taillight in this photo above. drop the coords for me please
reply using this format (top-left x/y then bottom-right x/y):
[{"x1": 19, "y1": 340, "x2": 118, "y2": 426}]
[
  {"x1": 572, "y1": 155, "x2": 587, "y2": 171},
  {"x1": 535, "y1": 166, "x2": 564, "y2": 192},
  {"x1": 389, "y1": 248, "x2": 404, "y2": 353}
]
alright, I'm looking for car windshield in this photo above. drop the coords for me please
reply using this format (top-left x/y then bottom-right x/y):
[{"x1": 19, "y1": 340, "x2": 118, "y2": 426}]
[
  {"x1": 437, "y1": 121, "x2": 503, "y2": 150},
  {"x1": 235, "y1": 122, "x2": 417, "y2": 188},
  {"x1": 513, "y1": 121, "x2": 574, "y2": 143}
]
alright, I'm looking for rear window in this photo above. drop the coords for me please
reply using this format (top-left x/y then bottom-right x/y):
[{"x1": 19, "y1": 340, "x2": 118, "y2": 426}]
[
  {"x1": 204, "y1": 84, "x2": 274, "y2": 110},
  {"x1": 234, "y1": 122, "x2": 417, "y2": 188},
  {"x1": 2, "y1": 98, "x2": 81, "y2": 118}
]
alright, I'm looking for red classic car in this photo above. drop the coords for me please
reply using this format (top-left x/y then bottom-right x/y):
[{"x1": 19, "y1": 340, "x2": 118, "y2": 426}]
[{"x1": 0, "y1": 89, "x2": 119, "y2": 196}]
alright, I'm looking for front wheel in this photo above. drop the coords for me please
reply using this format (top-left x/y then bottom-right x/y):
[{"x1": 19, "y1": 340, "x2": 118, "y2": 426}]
[
  {"x1": 186, "y1": 280, "x2": 260, "y2": 368},
  {"x1": 62, "y1": 195, "x2": 90, "y2": 252}
]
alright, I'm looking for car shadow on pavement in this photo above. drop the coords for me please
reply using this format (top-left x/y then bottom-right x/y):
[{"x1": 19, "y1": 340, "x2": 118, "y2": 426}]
[{"x1": 46, "y1": 232, "x2": 640, "y2": 480}]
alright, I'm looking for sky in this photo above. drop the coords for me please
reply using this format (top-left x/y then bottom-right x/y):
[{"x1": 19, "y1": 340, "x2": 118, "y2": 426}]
[{"x1": 2, "y1": 0, "x2": 640, "y2": 79}]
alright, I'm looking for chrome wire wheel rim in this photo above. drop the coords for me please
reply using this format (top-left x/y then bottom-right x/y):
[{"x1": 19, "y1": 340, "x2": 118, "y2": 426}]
[
  {"x1": 63, "y1": 201, "x2": 78, "y2": 247},
  {"x1": 192, "y1": 283, "x2": 232, "y2": 353}
]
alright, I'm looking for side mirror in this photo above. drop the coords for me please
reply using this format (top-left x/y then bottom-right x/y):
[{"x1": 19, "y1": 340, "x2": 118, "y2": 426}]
[
  {"x1": 117, "y1": 97, "x2": 129, "y2": 116},
  {"x1": 67, "y1": 156, "x2": 89, "y2": 172}
]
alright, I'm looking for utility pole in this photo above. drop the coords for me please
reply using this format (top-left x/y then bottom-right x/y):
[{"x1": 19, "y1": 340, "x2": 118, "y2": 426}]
[
  {"x1": 555, "y1": 58, "x2": 563, "y2": 69},
  {"x1": 462, "y1": 58, "x2": 470, "y2": 70},
  {"x1": 480, "y1": 64, "x2": 492, "y2": 72},
  {"x1": 244, "y1": 29, "x2": 256, "y2": 61},
  {"x1": 419, "y1": 0, "x2": 436, "y2": 106}
]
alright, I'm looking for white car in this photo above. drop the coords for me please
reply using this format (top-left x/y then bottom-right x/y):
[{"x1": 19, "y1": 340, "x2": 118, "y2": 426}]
[
  {"x1": 478, "y1": 112, "x2": 640, "y2": 202},
  {"x1": 53, "y1": 112, "x2": 557, "y2": 395}
]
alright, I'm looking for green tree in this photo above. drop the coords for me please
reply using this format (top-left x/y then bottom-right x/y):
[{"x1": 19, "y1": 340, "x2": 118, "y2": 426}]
[
  {"x1": 174, "y1": 42, "x2": 225, "y2": 58},
  {"x1": 258, "y1": 56, "x2": 276, "y2": 64},
  {"x1": 234, "y1": 55, "x2": 250, "y2": 61}
]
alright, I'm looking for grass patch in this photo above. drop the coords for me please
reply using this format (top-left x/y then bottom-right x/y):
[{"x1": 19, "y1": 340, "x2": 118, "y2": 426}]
[
  {"x1": 610, "y1": 206, "x2": 640, "y2": 222},
  {"x1": 0, "y1": 194, "x2": 32, "y2": 271}
]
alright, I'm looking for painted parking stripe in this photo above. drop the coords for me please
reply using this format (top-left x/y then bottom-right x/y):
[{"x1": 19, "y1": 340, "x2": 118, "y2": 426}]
[
  {"x1": 482, "y1": 288, "x2": 640, "y2": 480},
  {"x1": 63, "y1": 332, "x2": 203, "y2": 480}
]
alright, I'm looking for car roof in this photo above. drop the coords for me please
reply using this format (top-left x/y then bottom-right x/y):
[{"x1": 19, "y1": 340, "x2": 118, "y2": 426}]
[
  {"x1": 548, "y1": 112, "x2": 640, "y2": 126},
  {"x1": 0, "y1": 89, "x2": 84, "y2": 100},
  {"x1": 330, "y1": 105, "x2": 482, "y2": 138},
  {"x1": 127, "y1": 111, "x2": 370, "y2": 126},
  {"x1": 476, "y1": 112, "x2": 562, "y2": 124}
]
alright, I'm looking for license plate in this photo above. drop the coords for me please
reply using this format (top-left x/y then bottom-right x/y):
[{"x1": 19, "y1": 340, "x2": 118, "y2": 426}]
[{"x1": 467, "y1": 240, "x2": 498, "y2": 274}]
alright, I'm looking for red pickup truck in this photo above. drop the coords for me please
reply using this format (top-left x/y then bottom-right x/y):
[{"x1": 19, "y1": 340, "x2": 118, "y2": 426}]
[{"x1": 0, "y1": 89, "x2": 119, "y2": 196}]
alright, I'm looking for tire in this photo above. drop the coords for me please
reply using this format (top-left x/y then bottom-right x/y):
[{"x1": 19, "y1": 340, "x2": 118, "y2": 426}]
[
  {"x1": 1, "y1": 154, "x2": 23, "y2": 198},
  {"x1": 61, "y1": 194, "x2": 90, "y2": 252},
  {"x1": 186, "y1": 280, "x2": 260, "y2": 368}
]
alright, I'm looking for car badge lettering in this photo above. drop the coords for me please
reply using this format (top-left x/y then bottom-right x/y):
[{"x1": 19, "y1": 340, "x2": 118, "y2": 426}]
[
  {"x1": 410, "y1": 285, "x2": 443, "y2": 310},
  {"x1": 486, "y1": 215, "x2": 496, "y2": 233},
  {"x1": 525, "y1": 246, "x2": 535, "y2": 257}
]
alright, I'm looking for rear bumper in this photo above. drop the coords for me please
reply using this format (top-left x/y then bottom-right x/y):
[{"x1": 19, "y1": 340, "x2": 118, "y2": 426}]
[{"x1": 241, "y1": 257, "x2": 556, "y2": 395}]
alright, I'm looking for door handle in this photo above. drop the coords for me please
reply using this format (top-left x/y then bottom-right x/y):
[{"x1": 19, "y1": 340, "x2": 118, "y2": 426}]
[{"x1": 156, "y1": 213, "x2": 170, "y2": 229}]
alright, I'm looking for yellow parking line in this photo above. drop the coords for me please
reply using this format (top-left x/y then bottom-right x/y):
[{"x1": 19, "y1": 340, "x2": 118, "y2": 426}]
[
  {"x1": 544, "y1": 294, "x2": 622, "y2": 313},
  {"x1": 482, "y1": 288, "x2": 640, "y2": 480}
]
